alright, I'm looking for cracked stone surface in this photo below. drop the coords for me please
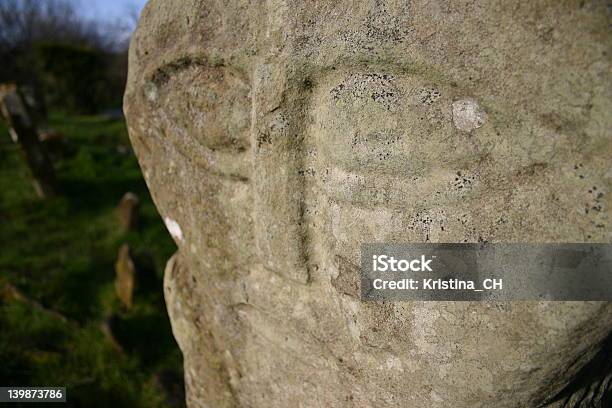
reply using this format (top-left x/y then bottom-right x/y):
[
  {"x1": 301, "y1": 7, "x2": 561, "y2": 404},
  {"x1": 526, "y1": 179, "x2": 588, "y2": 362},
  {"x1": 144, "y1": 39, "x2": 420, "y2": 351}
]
[{"x1": 124, "y1": 1, "x2": 612, "y2": 407}]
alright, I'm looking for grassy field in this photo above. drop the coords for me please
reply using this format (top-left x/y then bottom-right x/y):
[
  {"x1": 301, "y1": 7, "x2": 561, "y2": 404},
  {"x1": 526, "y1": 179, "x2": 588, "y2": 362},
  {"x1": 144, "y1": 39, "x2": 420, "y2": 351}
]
[{"x1": 0, "y1": 113, "x2": 183, "y2": 407}]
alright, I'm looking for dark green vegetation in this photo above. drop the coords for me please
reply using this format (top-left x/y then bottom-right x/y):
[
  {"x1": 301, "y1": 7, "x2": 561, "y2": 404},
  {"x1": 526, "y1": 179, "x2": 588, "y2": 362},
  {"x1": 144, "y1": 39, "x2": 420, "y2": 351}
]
[
  {"x1": 0, "y1": 113, "x2": 183, "y2": 407},
  {"x1": 34, "y1": 43, "x2": 125, "y2": 113}
]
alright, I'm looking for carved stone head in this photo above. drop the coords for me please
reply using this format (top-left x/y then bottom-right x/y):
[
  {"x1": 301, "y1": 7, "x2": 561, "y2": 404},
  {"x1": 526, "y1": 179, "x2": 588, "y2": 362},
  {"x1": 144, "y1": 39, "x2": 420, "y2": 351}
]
[{"x1": 124, "y1": 1, "x2": 611, "y2": 406}]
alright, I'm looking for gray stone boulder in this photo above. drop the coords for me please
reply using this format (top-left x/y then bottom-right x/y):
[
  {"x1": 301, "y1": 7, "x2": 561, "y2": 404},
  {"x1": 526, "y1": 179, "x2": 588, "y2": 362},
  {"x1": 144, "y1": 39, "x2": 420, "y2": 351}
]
[{"x1": 124, "y1": 1, "x2": 612, "y2": 406}]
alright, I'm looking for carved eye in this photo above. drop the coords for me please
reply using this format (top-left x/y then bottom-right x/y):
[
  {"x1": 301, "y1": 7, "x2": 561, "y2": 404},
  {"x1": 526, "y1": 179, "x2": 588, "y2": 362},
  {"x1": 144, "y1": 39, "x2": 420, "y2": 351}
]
[
  {"x1": 311, "y1": 72, "x2": 481, "y2": 178},
  {"x1": 147, "y1": 62, "x2": 251, "y2": 153}
]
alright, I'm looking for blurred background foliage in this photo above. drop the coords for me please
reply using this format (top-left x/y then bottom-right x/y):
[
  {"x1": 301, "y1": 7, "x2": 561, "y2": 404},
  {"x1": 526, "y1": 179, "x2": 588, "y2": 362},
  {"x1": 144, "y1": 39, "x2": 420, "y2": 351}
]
[
  {"x1": 0, "y1": 0, "x2": 132, "y2": 114},
  {"x1": 35, "y1": 43, "x2": 117, "y2": 113},
  {"x1": 0, "y1": 1, "x2": 185, "y2": 406}
]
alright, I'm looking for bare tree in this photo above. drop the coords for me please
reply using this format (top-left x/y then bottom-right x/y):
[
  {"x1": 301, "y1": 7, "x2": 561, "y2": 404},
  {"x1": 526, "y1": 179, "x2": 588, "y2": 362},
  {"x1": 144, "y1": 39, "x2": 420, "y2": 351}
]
[
  {"x1": 0, "y1": 0, "x2": 112, "y2": 53},
  {"x1": 2, "y1": 0, "x2": 68, "y2": 50}
]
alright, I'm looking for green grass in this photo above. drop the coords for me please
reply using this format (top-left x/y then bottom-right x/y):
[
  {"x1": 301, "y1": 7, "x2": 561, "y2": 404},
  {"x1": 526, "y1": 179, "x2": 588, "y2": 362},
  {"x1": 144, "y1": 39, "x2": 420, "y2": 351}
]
[{"x1": 0, "y1": 112, "x2": 183, "y2": 407}]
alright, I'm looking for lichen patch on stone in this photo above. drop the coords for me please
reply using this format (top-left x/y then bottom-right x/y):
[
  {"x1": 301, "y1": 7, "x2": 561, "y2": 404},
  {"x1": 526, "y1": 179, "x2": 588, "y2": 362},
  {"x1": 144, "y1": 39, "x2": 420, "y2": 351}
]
[
  {"x1": 452, "y1": 98, "x2": 487, "y2": 132},
  {"x1": 164, "y1": 217, "x2": 184, "y2": 242}
]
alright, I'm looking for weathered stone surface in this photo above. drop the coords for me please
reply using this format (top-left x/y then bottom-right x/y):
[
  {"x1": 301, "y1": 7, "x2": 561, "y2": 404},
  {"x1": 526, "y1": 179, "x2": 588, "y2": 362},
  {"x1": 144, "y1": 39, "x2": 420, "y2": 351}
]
[{"x1": 124, "y1": 1, "x2": 612, "y2": 407}]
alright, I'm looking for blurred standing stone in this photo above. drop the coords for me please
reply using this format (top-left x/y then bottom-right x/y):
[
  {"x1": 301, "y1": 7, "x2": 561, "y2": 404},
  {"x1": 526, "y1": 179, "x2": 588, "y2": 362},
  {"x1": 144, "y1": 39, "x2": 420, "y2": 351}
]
[
  {"x1": 117, "y1": 192, "x2": 140, "y2": 232},
  {"x1": 114, "y1": 243, "x2": 136, "y2": 309},
  {"x1": 19, "y1": 84, "x2": 49, "y2": 134},
  {"x1": 0, "y1": 83, "x2": 56, "y2": 198}
]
